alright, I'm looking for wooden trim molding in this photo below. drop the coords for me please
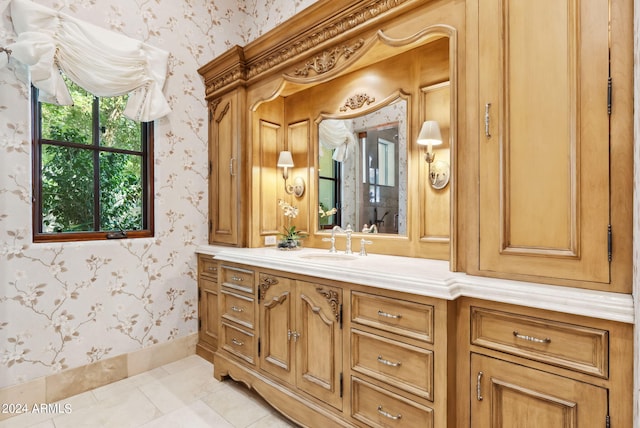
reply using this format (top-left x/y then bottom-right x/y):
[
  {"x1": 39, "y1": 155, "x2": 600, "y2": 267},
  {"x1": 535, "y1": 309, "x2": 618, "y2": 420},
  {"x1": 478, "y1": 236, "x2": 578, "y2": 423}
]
[{"x1": 198, "y1": 0, "x2": 429, "y2": 98}]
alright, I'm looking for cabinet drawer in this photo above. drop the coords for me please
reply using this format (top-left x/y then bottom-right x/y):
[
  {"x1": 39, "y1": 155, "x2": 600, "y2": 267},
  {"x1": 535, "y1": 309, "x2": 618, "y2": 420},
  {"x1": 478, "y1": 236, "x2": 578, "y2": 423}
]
[
  {"x1": 198, "y1": 255, "x2": 218, "y2": 280},
  {"x1": 351, "y1": 291, "x2": 433, "y2": 342},
  {"x1": 351, "y1": 329, "x2": 433, "y2": 400},
  {"x1": 351, "y1": 377, "x2": 433, "y2": 428},
  {"x1": 471, "y1": 306, "x2": 609, "y2": 377},
  {"x1": 220, "y1": 290, "x2": 255, "y2": 329},
  {"x1": 221, "y1": 322, "x2": 255, "y2": 365},
  {"x1": 220, "y1": 265, "x2": 254, "y2": 294}
]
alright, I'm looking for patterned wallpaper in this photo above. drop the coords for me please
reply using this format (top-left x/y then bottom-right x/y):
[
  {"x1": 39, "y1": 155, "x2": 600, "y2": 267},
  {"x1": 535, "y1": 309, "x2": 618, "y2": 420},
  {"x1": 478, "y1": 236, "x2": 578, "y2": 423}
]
[{"x1": 0, "y1": 0, "x2": 317, "y2": 389}]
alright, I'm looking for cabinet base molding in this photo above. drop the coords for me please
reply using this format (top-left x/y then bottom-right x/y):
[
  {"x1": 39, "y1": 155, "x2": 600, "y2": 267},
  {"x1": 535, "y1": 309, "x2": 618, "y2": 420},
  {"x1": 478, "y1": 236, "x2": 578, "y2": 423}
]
[
  {"x1": 213, "y1": 353, "x2": 353, "y2": 428},
  {"x1": 196, "y1": 342, "x2": 215, "y2": 363}
]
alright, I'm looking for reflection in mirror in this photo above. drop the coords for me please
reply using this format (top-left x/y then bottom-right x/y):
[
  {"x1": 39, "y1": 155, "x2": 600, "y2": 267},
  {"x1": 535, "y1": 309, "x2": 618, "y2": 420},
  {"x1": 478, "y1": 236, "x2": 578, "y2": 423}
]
[{"x1": 318, "y1": 98, "x2": 407, "y2": 235}]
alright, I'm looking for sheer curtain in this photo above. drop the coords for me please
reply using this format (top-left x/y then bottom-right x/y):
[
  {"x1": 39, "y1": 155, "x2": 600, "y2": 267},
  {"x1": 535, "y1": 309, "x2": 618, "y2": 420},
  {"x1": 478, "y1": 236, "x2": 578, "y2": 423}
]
[
  {"x1": 318, "y1": 119, "x2": 356, "y2": 162},
  {"x1": 1, "y1": 0, "x2": 171, "y2": 121}
]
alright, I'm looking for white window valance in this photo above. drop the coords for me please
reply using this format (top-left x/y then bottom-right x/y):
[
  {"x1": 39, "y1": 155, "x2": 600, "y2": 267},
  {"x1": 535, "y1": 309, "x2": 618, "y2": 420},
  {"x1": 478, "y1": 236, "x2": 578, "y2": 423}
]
[
  {"x1": 318, "y1": 119, "x2": 356, "y2": 162},
  {"x1": 1, "y1": 0, "x2": 171, "y2": 121}
]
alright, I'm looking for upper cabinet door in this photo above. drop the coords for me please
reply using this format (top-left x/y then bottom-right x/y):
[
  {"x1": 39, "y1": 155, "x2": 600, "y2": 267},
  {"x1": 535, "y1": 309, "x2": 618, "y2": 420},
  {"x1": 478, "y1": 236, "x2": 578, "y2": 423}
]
[
  {"x1": 209, "y1": 89, "x2": 245, "y2": 246},
  {"x1": 478, "y1": 0, "x2": 611, "y2": 284}
]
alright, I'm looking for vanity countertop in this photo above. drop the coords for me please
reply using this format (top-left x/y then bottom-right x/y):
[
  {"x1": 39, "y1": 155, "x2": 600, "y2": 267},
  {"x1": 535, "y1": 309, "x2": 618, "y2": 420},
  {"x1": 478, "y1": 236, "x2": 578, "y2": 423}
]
[{"x1": 196, "y1": 245, "x2": 634, "y2": 324}]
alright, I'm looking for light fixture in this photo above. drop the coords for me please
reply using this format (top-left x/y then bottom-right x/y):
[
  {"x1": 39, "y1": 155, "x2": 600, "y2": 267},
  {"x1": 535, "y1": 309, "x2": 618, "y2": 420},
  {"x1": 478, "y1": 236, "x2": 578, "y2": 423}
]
[
  {"x1": 277, "y1": 150, "x2": 305, "y2": 197},
  {"x1": 417, "y1": 120, "x2": 450, "y2": 189}
]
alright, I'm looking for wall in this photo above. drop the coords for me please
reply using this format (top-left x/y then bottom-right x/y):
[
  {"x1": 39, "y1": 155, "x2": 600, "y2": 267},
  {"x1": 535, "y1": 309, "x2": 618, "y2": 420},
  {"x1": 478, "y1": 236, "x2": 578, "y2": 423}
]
[{"x1": 0, "y1": 0, "x2": 318, "y2": 390}]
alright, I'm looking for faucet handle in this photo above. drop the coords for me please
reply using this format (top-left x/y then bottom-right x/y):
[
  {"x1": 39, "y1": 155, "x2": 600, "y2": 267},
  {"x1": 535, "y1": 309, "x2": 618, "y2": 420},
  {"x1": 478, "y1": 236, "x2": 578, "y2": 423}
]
[
  {"x1": 359, "y1": 239, "x2": 373, "y2": 256},
  {"x1": 322, "y1": 236, "x2": 337, "y2": 253}
]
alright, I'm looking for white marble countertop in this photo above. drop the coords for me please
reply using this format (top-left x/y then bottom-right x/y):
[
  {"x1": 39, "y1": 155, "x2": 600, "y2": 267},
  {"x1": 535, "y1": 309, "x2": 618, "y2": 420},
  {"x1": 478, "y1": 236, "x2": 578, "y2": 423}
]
[{"x1": 196, "y1": 245, "x2": 634, "y2": 324}]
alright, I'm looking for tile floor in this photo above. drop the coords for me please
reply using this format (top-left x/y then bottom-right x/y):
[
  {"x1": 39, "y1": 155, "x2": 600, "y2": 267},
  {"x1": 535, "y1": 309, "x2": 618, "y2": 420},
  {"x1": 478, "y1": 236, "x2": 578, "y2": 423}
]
[{"x1": 0, "y1": 355, "x2": 297, "y2": 428}]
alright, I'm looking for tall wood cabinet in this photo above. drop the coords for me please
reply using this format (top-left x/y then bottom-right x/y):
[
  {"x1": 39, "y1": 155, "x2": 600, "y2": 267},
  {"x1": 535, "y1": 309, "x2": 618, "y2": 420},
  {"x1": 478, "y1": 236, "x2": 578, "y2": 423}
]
[
  {"x1": 207, "y1": 88, "x2": 246, "y2": 246},
  {"x1": 475, "y1": 0, "x2": 632, "y2": 291}
]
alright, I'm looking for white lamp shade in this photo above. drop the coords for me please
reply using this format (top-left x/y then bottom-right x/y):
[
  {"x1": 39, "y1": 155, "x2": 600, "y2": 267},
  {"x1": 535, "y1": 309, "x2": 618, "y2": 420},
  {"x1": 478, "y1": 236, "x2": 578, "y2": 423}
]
[
  {"x1": 277, "y1": 150, "x2": 294, "y2": 167},
  {"x1": 417, "y1": 121, "x2": 443, "y2": 146}
]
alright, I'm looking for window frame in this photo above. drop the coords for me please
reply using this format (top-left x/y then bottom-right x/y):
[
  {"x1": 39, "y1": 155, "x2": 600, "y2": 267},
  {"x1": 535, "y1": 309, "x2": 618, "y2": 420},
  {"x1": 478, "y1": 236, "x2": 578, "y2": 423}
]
[{"x1": 31, "y1": 85, "x2": 154, "y2": 242}]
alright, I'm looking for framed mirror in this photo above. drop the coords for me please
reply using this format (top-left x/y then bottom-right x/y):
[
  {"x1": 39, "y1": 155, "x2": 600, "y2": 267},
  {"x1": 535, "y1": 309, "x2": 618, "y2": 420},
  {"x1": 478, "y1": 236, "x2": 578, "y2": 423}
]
[{"x1": 317, "y1": 95, "x2": 407, "y2": 235}]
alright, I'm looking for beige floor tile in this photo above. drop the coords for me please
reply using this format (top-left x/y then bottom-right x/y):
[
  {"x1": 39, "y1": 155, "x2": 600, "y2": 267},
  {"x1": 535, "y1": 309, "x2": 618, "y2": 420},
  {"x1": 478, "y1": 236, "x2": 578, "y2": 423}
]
[
  {"x1": 246, "y1": 412, "x2": 298, "y2": 428},
  {"x1": 201, "y1": 382, "x2": 276, "y2": 428},
  {"x1": 0, "y1": 355, "x2": 298, "y2": 428},
  {"x1": 52, "y1": 388, "x2": 161, "y2": 428},
  {"x1": 160, "y1": 354, "x2": 211, "y2": 375},
  {"x1": 91, "y1": 366, "x2": 170, "y2": 402},
  {"x1": 138, "y1": 400, "x2": 234, "y2": 428},
  {"x1": 138, "y1": 364, "x2": 225, "y2": 415}
]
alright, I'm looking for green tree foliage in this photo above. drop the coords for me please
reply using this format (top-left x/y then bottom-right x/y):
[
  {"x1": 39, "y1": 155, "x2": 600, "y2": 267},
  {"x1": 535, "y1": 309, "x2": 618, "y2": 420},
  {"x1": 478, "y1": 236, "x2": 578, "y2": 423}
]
[{"x1": 40, "y1": 78, "x2": 144, "y2": 233}]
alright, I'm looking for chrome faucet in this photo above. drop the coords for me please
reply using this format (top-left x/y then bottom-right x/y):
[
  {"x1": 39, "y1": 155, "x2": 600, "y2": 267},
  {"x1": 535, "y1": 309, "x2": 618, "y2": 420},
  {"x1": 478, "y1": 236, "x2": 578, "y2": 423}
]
[
  {"x1": 361, "y1": 224, "x2": 378, "y2": 233},
  {"x1": 323, "y1": 224, "x2": 353, "y2": 254}
]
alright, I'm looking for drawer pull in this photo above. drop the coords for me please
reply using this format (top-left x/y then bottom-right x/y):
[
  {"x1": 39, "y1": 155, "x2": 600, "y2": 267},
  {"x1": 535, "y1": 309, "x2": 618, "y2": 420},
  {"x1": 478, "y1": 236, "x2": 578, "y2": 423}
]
[
  {"x1": 231, "y1": 306, "x2": 244, "y2": 312},
  {"x1": 231, "y1": 338, "x2": 244, "y2": 346},
  {"x1": 231, "y1": 276, "x2": 244, "y2": 282},
  {"x1": 208, "y1": 267, "x2": 217, "y2": 271},
  {"x1": 513, "y1": 331, "x2": 551, "y2": 344},
  {"x1": 377, "y1": 355, "x2": 402, "y2": 367},
  {"x1": 377, "y1": 405, "x2": 402, "y2": 420},
  {"x1": 377, "y1": 310, "x2": 402, "y2": 319}
]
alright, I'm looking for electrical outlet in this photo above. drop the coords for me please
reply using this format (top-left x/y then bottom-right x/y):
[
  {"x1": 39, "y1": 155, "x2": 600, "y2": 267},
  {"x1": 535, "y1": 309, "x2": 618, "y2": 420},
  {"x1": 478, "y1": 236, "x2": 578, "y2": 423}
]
[{"x1": 264, "y1": 235, "x2": 277, "y2": 246}]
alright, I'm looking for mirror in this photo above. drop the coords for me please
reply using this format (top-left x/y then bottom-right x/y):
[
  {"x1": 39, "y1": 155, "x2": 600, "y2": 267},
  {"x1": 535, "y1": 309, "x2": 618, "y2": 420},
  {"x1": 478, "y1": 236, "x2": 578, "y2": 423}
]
[{"x1": 317, "y1": 97, "x2": 407, "y2": 235}]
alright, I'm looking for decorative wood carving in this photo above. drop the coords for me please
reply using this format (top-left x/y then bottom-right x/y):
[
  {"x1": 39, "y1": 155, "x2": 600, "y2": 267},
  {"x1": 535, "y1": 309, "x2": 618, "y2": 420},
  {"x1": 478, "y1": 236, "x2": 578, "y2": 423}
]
[
  {"x1": 292, "y1": 39, "x2": 365, "y2": 78},
  {"x1": 259, "y1": 276, "x2": 279, "y2": 301},
  {"x1": 208, "y1": 98, "x2": 222, "y2": 120},
  {"x1": 339, "y1": 93, "x2": 376, "y2": 111},
  {"x1": 215, "y1": 101, "x2": 230, "y2": 124},
  {"x1": 315, "y1": 287, "x2": 341, "y2": 323}
]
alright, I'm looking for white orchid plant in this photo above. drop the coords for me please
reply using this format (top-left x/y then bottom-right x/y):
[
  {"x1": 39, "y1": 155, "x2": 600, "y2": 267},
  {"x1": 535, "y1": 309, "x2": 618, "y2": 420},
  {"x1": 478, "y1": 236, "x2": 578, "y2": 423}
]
[{"x1": 278, "y1": 199, "x2": 307, "y2": 248}]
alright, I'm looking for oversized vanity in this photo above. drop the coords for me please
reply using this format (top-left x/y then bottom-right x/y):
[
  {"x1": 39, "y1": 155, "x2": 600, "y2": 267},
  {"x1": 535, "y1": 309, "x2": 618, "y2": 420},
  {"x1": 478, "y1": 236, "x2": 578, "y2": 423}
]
[{"x1": 196, "y1": 0, "x2": 635, "y2": 427}]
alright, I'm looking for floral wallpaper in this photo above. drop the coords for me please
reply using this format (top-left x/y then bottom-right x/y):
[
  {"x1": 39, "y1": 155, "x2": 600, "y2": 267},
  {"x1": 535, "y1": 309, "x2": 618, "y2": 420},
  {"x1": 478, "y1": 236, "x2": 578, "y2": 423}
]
[{"x1": 0, "y1": 0, "x2": 318, "y2": 389}]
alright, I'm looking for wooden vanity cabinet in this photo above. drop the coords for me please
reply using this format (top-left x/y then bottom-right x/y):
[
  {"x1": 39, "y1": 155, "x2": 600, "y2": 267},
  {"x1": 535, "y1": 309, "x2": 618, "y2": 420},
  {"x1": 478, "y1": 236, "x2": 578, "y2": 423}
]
[
  {"x1": 258, "y1": 273, "x2": 344, "y2": 410},
  {"x1": 208, "y1": 263, "x2": 454, "y2": 427},
  {"x1": 350, "y1": 291, "x2": 443, "y2": 428},
  {"x1": 472, "y1": 0, "x2": 633, "y2": 291},
  {"x1": 196, "y1": 254, "x2": 218, "y2": 361},
  {"x1": 460, "y1": 298, "x2": 633, "y2": 428}
]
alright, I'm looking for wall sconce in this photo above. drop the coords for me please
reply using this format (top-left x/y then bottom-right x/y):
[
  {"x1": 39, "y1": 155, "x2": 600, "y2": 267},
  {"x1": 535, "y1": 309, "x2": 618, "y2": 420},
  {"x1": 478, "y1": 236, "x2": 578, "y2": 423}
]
[
  {"x1": 417, "y1": 120, "x2": 450, "y2": 189},
  {"x1": 277, "y1": 151, "x2": 305, "y2": 197}
]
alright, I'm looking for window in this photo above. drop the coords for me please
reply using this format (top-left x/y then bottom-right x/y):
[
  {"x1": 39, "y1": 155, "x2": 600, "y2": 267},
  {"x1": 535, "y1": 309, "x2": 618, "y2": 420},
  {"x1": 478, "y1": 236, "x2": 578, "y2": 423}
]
[
  {"x1": 31, "y1": 76, "x2": 154, "y2": 242},
  {"x1": 318, "y1": 154, "x2": 341, "y2": 229}
]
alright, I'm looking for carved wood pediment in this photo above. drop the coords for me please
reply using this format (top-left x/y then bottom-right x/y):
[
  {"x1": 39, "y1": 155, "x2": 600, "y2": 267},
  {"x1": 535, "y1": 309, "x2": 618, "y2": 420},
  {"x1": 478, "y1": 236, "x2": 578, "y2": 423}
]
[{"x1": 200, "y1": 0, "x2": 417, "y2": 97}]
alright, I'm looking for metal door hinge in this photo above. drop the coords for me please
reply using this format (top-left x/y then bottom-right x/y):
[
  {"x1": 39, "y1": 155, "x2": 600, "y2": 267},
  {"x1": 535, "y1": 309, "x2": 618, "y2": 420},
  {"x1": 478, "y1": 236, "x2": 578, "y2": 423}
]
[
  {"x1": 607, "y1": 224, "x2": 612, "y2": 262},
  {"x1": 258, "y1": 338, "x2": 261, "y2": 357},
  {"x1": 607, "y1": 77, "x2": 612, "y2": 115},
  {"x1": 198, "y1": 288, "x2": 201, "y2": 301},
  {"x1": 208, "y1": 220, "x2": 212, "y2": 234},
  {"x1": 198, "y1": 318, "x2": 202, "y2": 331},
  {"x1": 606, "y1": 414, "x2": 610, "y2": 428},
  {"x1": 339, "y1": 304, "x2": 343, "y2": 329},
  {"x1": 339, "y1": 372, "x2": 343, "y2": 397}
]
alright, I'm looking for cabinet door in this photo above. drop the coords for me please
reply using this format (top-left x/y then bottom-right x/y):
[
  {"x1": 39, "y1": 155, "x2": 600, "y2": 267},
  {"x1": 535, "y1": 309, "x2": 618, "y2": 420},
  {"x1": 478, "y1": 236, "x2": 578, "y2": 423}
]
[
  {"x1": 295, "y1": 281, "x2": 343, "y2": 410},
  {"x1": 478, "y1": 0, "x2": 610, "y2": 283},
  {"x1": 258, "y1": 274, "x2": 295, "y2": 385},
  {"x1": 471, "y1": 354, "x2": 607, "y2": 427},
  {"x1": 199, "y1": 278, "x2": 218, "y2": 350},
  {"x1": 209, "y1": 89, "x2": 244, "y2": 245}
]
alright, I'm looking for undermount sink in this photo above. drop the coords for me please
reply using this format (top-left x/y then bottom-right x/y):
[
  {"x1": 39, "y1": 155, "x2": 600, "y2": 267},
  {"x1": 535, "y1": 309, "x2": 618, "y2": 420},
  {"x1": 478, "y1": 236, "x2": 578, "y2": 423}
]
[{"x1": 298, "y1": 253, "x2": 358, "y2": 261}]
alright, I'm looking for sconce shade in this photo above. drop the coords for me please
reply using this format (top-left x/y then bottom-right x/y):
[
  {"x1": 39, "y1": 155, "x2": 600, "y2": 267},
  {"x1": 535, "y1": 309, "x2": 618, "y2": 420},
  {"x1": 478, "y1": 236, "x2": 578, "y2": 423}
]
[
  {"x1": 277, "y1": 150, "x2": 295, "y2": 167},
  {"x1": 417, "y1": 121, "x2": 443, "y2": 146}
]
